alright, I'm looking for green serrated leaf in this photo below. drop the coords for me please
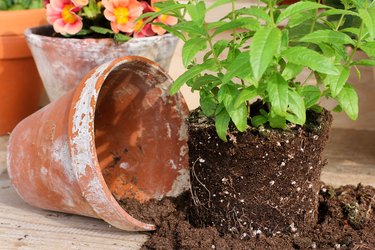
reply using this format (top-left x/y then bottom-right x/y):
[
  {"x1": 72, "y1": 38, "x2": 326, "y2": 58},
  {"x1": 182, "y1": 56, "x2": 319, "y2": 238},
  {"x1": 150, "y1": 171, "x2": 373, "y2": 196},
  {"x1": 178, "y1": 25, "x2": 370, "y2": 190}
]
[
  {"x1": 174, "y1": 21, "x2": 206, "y2": 36},
  {"x1": 90, "y1": 26, "x2": 114, "y2": 35},
  {"x1": 250, "y1": 27, "x2": 282, "y2": 81},
  {"x1": 336, "y1": 84, "x2": 358, "y2": 120},
  {"x1": 359, "y1": 8, "x2": 375, "y2": 39},
  {"x1": 114, "y1": 33, "x2": 131, "y2": 43},
  {"x1": 234, "y1": 86, "x2": 257, "y2": 108},
  {"x1": 213, "y1": 40, "x2": 229, "y2": 57},
  {"x1": 325, "y1": 67, "x2": 350, "y2": 97},
  {"x1": 213, "y1": 18, "x2": 260, "y2": 36},
  {"x1": 289, "y1": 10, "x2": 314, "y2": 28},
  {"x1": 351, "y1": 59, "x2": 375, "y2": 66},
  {"x1": 359, "y1": 41, "x2": 375, "y2": 58},
  {"x1": 149, "y1": 23, "x2": 185, "y2": 40},
  {"x1": 299, "y1": 30, "x2": 355, "y2": 45},
  {"x1": 207, "y1": 0, "x2": 231, "y2": 11},
  {"x1": 215, "y1": 109, "x2": 230, "y2": 141},
  {"x1": 282, "y1": 46, "x2": 339, "y2": 75},
  {"x1": 332, "y1": 104, "x2": 342, "y2": 112},
  {"x1": 252, "y1": 115, "x2": 268, "y2": 127},
  {"x1": 277, "y1": 2, "x2": 330, "y2": 24},
  {"x1": 319, "y1": 9, "x2": 360, "y2": 18},
  {"x1": 223, "y1": 52, "x2": 251, "y2": 83},
  {"x1": 267, "y1": 73, "x2": 288, "y2": 116},
  {"x1": 235, "y1": 7, "x2": 273, "y2": 25},
  {"x1": 187, "y1": 1, "x2": 206, "y2": 26},
  {"x1": 171, "y1": 59, "x2": 215, "y2": 95},
  {"x1": 269, "y1": 110, "x2": 286, "y2": 129},
  {"x1": 286, "y1": 89, "x2": 306, "y2": 125},
  {"x1": 300, "y1": 85, "x2": 321, "y2": 108},
  {"x1": 282, "y1": 63, "x2": 304, "y2": 81},
  {"x1": 191, "y1": 75, "x2": 220, "y2": 91},
  {"x1": 182, "y1": 37, "x2": 207, "y2": 67},
  {"x1": 200, "y1": 91, "x2": 217, "y2": 116}
]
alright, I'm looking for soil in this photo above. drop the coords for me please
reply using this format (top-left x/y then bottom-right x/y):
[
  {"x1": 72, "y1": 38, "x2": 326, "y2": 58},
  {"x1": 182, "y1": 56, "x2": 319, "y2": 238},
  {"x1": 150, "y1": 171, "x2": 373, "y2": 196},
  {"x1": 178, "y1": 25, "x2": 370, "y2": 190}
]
[
  {"x1": 119, "y1": 184, "x2": 375, "y2": 250},
  {"x1": 187, "y1": 107, "x2": 332, "y2": 237}
]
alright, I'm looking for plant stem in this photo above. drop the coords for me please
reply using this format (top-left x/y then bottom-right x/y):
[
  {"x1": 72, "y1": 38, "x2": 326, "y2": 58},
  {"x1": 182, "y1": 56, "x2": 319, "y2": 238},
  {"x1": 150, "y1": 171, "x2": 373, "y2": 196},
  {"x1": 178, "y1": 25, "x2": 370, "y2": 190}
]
[{"x1": 345, "y1": 21, "x2": 364, "y2": 67}]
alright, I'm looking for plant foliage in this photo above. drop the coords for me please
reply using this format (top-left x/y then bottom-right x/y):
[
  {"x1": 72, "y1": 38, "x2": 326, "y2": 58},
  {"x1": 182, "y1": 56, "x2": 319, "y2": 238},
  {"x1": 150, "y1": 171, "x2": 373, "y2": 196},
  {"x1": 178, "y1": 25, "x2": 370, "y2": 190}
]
[
  {"x1": 153, "y1": 0, "x2": 375, "y2": 141},
  {"x1": 0, "y1": 0, "x2": 42, "y2": 10}
]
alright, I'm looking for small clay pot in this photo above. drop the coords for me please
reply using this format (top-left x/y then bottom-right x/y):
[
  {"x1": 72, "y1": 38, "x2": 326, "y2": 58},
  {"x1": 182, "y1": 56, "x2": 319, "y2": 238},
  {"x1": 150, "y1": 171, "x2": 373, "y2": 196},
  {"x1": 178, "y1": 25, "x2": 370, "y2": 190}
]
[
  {"x1": 7, "y1": 56, "x2": 190, "y2": 231},
  {"x1": 0, "y1": 9, "x2": 46, "y2": 135},
  {"x1": 25, "y1": 25, "x2": 179, "y2": 102}
]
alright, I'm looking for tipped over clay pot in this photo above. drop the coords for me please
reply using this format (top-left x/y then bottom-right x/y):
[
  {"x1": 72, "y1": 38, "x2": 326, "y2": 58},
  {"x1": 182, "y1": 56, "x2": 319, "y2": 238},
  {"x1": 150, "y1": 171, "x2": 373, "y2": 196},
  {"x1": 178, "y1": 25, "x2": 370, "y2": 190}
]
[{"x1": 7, "y1": 56, "x2": 190, "y2": 231}]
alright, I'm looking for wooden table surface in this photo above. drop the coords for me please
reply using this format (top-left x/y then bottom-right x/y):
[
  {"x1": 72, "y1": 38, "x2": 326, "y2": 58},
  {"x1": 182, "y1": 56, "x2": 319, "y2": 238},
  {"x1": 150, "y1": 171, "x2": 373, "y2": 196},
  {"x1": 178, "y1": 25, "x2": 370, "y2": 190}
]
[{"x1": 1, "y1": 127, "x2": 374, "y2": 249}]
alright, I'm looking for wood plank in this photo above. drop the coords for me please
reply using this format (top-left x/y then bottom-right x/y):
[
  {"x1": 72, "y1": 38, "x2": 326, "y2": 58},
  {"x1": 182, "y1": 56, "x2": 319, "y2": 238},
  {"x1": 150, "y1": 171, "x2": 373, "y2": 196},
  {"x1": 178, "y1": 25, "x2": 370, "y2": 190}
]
[{"x1": 0, "y1": 173, "x2": 148, "y2": 249}]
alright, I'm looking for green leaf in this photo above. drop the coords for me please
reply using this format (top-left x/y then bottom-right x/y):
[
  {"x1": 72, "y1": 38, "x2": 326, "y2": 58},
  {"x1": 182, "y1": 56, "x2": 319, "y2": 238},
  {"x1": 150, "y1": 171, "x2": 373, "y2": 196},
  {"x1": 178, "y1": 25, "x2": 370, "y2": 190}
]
[
  {"x1": 359, "y1": 8, "x2": 375, "y2": 39},
  {"x1": 218, "y1": 85, "x2": 247, "y2": 132},
  {"x1": 174, "y1": 22, "x2": 206, "y2": 36},
  {"x1": 267, "y1": 73, "x2": 288, "y2": 116},
  {"x1": 187, "y1": 1, "x2": 206, "y2": 26},
  {"x1": 289, "y1": 10, "x2": 314, "y2": 28},
  {"x1": 336, "y1": 84, "x2": 358, "y2": 120},
  {"x1": 360, "y1": 41, "x2": 375, "y2": 58},
  {"x1": 149, "y1": 23, "x2": 186, "y2": 40},
  {"x1": 282, "y1": 63, "x2": 304, "y2": 81},
  {"x1": 234, "y1": 86, "x2": 257, "y2": 108},
  {"x1": 141, "y1": 3, "x2": 184, "y2": 24},
  {"x1": 213, "y1": 18, "x2": 260, "y2": 36},
  {"x1": 277, "y1": 2, "x2": 330, "y2": 24},
  {"x1": 76, "y1": 29, "x2": 92, "y2": 36},
  {"x1": 251, "y1": 115, "x2": 268, "y2": 127},
  {"x1": 213, "y1": 40, "x2": 229, "y2": 57},
  {"x1": 269, "y1": 110, "x2": 286, "y2": 129},
  {"x1": 299, "y1": 30, "x2": 354, "y2": 45},
  {"x1": 171, "y1": 59, "x2": 215, "y2": 95},
  {"x1": 182, "y1": 38, "x2": 207, "y2": 67},
  {"x1": 325, "y1": 67, "x2": 350, "y2": 97},
  {"x1": 235, "y1": 7, "x2": 273, "y2": 25},
  {"x1": 90, "y1": 26, "x2": 114, "y2": 35},
  {"x1": 282, "y1": 46, "x2": 339, "y2": 75},
  {"x1": 223, "y1": 52, "x2": 251, "y2": 83},
  {"x1": 215, "y1": 109, "x2": 230, "y2": 141},
  {"x1": 200, "y1": 91, "x2": 217, "y2": 117},
  {"x1": 250, "y1": 27, "x2": 282, "y2": 81},
  {"x1": 300, "y1": 85, "x2": 321, "y2": 108},
  {"x1": 351, "y1": 59, "x2": 375, "y2": 66},
  {"x1": 191, "y1": 75, "x2": 220, "y2": 91},
  {"x1": 207, "y1": 0, "x2": 231, "y2": 11},
  {"x1": 114, "y1": 33, "x2": 131, "y2": 43},
  {"x1": 207, "y1": 21, "x2": 227, "y2": 30},
  {"x1": 319, "y1": 9, "x2": 360, "y2": 18},
  {"x1": 286, "y1": 89, "x2": 306, "y2": 125}
]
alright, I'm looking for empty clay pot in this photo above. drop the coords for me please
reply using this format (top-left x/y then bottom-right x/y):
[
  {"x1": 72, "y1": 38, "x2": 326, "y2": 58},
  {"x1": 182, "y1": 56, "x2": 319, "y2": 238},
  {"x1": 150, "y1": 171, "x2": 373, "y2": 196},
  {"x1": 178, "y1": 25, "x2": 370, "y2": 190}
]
[
  {"x1": 25, "y1": 25, "x2": 179, "y2": 102},
  {"x1": 7, "y1": 56, "x2": 190, "y2": 231}
]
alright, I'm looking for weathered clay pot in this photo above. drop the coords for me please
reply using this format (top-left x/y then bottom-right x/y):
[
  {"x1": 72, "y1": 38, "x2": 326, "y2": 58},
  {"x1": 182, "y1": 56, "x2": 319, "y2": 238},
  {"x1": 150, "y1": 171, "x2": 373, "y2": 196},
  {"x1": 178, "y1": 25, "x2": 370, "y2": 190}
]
[
  {"x1": 25, "y1": 25, "x2": 179, "y2": 102},
  {"x1": 7, "y1": 56, "x2": 190, "y2": 231},
  {"x1": 0, "y1": 9, "x2": 47, "y2": 135}
]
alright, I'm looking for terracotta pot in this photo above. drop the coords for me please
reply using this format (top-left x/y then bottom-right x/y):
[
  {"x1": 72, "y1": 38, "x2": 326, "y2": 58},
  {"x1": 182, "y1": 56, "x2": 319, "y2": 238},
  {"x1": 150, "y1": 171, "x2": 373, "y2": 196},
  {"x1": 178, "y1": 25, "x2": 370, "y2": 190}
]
[
  {"x1": 0, "y1": 9, "x2": 47, "y2": 135},
  {"x1": 25, "y1": 25, "x2": 179, "y2": 102},
  {"x1": 7, "y1": 56, "x2": 190, "y2": 231}
]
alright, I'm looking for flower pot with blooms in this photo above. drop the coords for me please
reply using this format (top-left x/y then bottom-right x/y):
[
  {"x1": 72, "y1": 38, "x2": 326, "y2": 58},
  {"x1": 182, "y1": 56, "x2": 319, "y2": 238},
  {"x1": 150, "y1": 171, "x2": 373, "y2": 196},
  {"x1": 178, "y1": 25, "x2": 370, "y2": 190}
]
[
  {"x1": 0, "y1": 0, "x2": 46, "y2": 135},
  {"x1": 25, "y1": 0, "x2": 179, "y2": 101},
  {"x1": 153, "y1": 0, "x2": 375, "y2": 240}
]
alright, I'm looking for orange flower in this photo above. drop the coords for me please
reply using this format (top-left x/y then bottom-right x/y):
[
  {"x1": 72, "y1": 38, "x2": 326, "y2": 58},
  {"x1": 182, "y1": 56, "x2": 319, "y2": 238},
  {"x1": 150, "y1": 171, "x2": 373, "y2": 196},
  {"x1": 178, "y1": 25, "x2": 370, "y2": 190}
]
[
  {"x1": 102, "y1": 0, "x2": 143, "y2": 33},
  {"x1": 150, "y1": 0, "x2": 177, "y2": 35},
  {"x1": 46, "y1": 0, "x2": 83, "y2": 35}
]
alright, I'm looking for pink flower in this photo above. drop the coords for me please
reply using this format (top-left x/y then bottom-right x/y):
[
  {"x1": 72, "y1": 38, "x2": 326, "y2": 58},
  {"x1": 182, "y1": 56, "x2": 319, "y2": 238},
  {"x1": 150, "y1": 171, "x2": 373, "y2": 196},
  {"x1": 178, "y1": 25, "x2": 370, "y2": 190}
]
[
  {"x1": 102, "y1": 0, "x2": 143, "y2": 34},
  {"x1": 71, "y1": 0, "x2": 88, "y2": 7},
  {"x1": 150, "y1": 0, "x2": 177, "y2": 36},
  {"x1": 46, "y1": 0, "x2": 83, "y2": 35},
  {"x1": 134, "y1": 1, "x2": 156, "y2": 38}
]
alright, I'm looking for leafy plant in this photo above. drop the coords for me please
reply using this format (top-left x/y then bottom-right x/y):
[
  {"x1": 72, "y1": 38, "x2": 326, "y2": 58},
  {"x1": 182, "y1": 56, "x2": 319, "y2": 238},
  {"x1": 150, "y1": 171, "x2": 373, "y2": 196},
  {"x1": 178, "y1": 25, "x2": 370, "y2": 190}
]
[
  {"x1": 152, "y1": 0, "x2": 375, "y2": 141},
  {"x1": 0, "y1": 0, "x2": 42, "y2": 10}
]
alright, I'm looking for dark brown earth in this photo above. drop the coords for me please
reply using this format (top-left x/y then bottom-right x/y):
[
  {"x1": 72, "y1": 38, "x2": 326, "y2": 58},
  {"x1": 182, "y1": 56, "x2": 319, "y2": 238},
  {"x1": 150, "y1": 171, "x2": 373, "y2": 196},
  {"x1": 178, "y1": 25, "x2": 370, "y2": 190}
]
[
  {"x1": 120, "y1": 184, "x2": 375, "y2": 250},
  {"x1": 188, "y1": 108, "x2": 332, "y2": 237}
]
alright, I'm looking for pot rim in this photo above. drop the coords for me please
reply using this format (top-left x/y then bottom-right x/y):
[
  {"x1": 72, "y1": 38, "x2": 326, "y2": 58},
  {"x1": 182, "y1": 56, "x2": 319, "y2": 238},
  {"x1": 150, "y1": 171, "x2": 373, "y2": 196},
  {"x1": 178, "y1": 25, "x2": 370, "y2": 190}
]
[
  {"x1": 24, "y1": 25, "x2": 178, "y2": 48},
  {"x1": 67, "y1": 56, "x2": 173, "y2": 231}
]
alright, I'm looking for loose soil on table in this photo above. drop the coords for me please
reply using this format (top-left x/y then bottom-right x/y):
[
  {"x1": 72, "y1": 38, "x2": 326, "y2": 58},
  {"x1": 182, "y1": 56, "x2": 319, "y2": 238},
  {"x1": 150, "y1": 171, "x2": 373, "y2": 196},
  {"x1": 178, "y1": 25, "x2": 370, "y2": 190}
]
[{"x1": 119, "y1": 184, "x2": 375, "y2": 249}]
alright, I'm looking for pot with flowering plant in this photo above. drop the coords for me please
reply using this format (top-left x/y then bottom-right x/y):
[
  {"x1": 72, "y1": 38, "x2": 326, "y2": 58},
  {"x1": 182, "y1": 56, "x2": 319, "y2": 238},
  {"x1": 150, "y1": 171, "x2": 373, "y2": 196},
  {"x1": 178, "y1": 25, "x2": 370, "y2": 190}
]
[
  {"x1": 25, "y1": 0, "x2": 179, "y2": 101},
  {"x1": 0, "y1": 0, "x2": 46, "y2": 134},
  {"x1": 150, "y1": 0, "x2": 375, "y2": 241}
]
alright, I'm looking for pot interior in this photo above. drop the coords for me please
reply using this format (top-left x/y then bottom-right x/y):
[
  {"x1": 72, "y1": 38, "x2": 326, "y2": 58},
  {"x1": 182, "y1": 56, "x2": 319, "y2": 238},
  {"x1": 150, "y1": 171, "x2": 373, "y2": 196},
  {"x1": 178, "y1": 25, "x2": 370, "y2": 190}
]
[{"x1": 94, "y1": 61, "x2": 188, "y2": 202}]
